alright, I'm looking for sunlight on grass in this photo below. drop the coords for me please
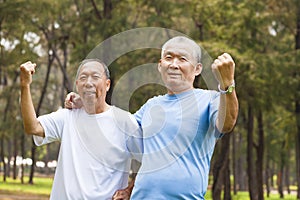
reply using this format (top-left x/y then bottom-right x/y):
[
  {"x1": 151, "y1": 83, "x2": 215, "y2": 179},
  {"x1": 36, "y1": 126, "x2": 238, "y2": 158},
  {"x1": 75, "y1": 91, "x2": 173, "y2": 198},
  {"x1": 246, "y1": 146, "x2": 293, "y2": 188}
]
[
  {"x1": 204, "y1": 191, "x2": 297, "y2": 200},
  {"x1": 0, "y1": 175, "x2": 52, "y2": 196},
  {"x1": 0, "y1": 175, "x2": 298, "y2": 199}
]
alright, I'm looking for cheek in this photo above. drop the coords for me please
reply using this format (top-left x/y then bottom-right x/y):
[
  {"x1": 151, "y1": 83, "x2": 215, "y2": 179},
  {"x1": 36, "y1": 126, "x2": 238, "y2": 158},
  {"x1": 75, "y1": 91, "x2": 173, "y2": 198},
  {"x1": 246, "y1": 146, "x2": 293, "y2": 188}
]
[
  {"x1": 96, "y1": 82, "x2": 107, "y2": 93},
  {"x1": 182, "y1": 69, "x2": 195, "y2": 79}
]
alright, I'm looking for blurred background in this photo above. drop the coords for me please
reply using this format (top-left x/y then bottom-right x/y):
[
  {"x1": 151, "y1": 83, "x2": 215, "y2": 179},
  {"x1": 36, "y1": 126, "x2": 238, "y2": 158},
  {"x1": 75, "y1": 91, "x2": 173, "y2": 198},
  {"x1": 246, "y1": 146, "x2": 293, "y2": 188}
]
[{"x1": 0, "y1": 0, "x2": 299, "y2": 199}]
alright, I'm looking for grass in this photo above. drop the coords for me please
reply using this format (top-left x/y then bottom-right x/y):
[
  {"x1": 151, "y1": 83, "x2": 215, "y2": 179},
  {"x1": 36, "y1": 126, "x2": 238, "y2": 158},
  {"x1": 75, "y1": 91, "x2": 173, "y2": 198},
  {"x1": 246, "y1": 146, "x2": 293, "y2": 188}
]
[
  {"x1": 0, "y1": 175, "x2": 52, "y2": 196},
  {"x1": 204, "y1": 191, "x2": 297, "y2": 200},
  {"x1": 0, "y1": 175, "x2": 298, "y2": 200}
]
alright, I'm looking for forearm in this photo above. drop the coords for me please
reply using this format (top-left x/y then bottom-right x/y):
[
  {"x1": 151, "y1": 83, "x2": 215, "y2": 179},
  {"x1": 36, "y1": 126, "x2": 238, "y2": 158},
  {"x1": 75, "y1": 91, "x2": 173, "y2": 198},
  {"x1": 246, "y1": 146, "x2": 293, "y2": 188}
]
[
  {"x1": 20, "y1": 85, "x2": 44, "y2": 137},
  {"x1": 217, "y1": 91, "x2": 239, "y2": 133}
]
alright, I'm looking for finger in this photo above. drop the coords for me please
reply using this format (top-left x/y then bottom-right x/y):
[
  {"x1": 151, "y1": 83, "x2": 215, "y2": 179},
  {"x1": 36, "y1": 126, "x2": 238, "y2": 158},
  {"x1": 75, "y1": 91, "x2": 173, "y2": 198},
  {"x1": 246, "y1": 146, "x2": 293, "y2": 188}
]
[
  {"x1": 219, "y1": 53, "x2": 234, "y2": 64},
  {"x1": 20, "y1": 62, "x2": 37, "y2": 74},
  {"x1": 212, "y1": 59, "x2": 221, "y2": 70},
  {"x1": 222, "y1": 52, "x2": 232, "y2": 60},
  {"x1": 64, "y1": 101, "x2": 73, "y2": 109},
  {"x1": 65, "y1": 93, "x2": 73, "y2": 102},
  {"x1": 112, "y1": 191, "x2": 129, "y2": 200},
  {"x1": 72, "y1": 92, "x2": 80, "y2": 101}
]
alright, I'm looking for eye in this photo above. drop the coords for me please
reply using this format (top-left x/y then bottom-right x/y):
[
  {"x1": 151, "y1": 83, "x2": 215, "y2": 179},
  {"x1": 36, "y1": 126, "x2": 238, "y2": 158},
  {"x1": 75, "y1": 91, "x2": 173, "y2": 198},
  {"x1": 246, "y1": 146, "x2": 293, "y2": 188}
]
[
  {"x1": 79, "y1": 75, "x2": 87, "y2": 81},
  {"x1": 180, "y1": 56, "x2": 188, "y2": 62},
  {"x1": 92, "y1": 74, "x2": 102, "y2": 80},
  {"x1": 164, "y1": 55, "x2": 173, "y2": 60},
  {"x1": 92, "y1": 75, "x2": 101, "y2": 79}
]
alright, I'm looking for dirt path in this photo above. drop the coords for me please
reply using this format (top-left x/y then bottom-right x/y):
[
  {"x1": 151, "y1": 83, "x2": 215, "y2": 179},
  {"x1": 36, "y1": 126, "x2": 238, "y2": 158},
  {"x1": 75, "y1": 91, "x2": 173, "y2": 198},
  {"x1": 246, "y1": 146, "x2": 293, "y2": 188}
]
[{"x1": 0, "y1": 191, "x2": 49, "y2": 200}]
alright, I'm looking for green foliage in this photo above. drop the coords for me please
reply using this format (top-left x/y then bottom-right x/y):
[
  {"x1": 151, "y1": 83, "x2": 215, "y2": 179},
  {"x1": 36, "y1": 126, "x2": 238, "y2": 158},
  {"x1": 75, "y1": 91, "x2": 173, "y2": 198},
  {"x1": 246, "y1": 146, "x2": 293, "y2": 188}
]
[{"x1": 0, "y1": 0, "x2": 299, "y2": 196}]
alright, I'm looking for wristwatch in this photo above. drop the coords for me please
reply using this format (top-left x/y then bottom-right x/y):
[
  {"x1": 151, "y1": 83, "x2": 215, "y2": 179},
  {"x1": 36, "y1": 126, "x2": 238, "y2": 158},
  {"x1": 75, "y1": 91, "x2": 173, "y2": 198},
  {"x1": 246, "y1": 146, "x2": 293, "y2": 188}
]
[{"x1": 218, "y1": 81, "x2": 235, "y2": 94}]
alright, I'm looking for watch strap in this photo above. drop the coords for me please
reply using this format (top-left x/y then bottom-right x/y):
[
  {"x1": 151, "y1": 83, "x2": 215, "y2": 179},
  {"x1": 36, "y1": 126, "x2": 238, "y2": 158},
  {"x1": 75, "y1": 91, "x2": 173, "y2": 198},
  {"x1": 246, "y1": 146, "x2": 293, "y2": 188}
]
[{"x1": 218, "y1": 80, "x2": 235, "y2": 94}]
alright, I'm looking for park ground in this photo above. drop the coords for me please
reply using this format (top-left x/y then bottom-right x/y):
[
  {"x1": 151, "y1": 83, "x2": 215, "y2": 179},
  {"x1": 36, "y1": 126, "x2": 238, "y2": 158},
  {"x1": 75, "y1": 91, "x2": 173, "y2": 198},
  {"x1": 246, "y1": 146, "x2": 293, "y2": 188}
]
[
  {"x1": 0, "y1": 174, "x2": 298, "y2": 200},
  {"x1": 0, "y1": 190, "x2": 49, "y2": 200}
]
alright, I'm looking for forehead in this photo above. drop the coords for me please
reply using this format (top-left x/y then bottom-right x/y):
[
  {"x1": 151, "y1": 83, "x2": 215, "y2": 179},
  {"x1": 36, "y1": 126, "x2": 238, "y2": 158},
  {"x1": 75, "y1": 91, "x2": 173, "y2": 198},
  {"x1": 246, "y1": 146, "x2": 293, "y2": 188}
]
[
  {"x1": 162, "y1": 42, "x2": 193, "y2": 58},
  {"x1": 79, "y1": 61, "x2": 104, "y2": 74}
]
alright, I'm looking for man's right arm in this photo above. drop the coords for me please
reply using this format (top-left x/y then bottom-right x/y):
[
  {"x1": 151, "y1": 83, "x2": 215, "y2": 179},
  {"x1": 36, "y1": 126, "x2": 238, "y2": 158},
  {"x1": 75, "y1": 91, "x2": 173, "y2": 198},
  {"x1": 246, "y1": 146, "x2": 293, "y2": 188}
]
[{"x1": 20, "y1": 61, "x2": 45, "y2": 137}]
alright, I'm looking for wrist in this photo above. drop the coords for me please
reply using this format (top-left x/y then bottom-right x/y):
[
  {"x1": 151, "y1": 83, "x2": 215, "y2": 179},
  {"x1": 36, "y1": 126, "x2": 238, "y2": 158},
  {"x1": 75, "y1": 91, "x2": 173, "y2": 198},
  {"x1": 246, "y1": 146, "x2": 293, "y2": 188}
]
[
  {"x1": 218, "y1": 80, "x2": 235, "y2": 94},
  {"x1": 219, "y1": 79, "x2": 235, "y2": 89},
  {"x1": 20, "y1": 84, "x2": 30, "y2": 89}
]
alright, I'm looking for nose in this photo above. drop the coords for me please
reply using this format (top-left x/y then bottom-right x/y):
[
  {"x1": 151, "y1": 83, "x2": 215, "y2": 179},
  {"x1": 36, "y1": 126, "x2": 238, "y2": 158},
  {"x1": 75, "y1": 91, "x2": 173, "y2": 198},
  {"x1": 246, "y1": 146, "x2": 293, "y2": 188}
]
[
  {"x1": 169, "y1": 58, "x2": 180, "y2": 69},
  {"x1": 84, "y1": 76, "x2": 93, "y2": 87}
]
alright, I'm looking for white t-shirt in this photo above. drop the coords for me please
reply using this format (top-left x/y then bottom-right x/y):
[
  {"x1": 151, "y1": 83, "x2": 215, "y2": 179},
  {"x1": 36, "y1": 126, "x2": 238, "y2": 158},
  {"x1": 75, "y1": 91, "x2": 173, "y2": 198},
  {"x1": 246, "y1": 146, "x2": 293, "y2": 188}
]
[{"x1": 34, "y1": 106, "x2": 142, "y2": 200}]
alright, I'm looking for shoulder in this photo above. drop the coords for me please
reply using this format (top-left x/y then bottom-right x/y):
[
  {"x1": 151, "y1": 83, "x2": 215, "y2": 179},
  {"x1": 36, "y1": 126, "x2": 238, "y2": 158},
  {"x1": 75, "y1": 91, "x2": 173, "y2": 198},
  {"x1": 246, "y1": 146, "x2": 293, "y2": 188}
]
[
  {"x1": 38, "y1": 108, "x2": 70, "y2": 119},
  {"x1": 110, "y1": 106, "x2": 141, "y2": 135},
  {"x1": 143, "y1": 94, "x2": 166, "y2": 106},
  {"x1": 111, "y1": 106, "x2": 138, "y2": 125},
  {"x1": 193, "y1": 88, "x2": 219, "y2": 100},
  {"x1": 110, "y1": 106, "x2": 131, "y2": 117}
]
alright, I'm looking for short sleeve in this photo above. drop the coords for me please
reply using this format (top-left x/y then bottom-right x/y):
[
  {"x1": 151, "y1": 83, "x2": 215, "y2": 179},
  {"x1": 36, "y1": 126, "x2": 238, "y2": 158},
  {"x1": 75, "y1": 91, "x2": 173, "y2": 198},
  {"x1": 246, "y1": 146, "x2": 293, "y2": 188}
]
[
  {"x1": 34, "y1": 108, "x2": 67, "y2": 146},
  {"x1": 208, "y1": 91, "x2": 223, "y2": 138},
  {"x1": 126, "y1": 114, "x2": 143, "y2": 162}
]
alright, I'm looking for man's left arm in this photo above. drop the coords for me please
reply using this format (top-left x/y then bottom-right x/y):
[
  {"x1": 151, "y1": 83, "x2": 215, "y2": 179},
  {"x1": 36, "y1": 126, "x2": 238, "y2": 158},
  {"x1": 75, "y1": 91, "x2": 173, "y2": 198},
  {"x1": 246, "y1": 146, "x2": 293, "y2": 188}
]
[{"x1": 212, "y1": 53, "x2": 239, "y2": 133}]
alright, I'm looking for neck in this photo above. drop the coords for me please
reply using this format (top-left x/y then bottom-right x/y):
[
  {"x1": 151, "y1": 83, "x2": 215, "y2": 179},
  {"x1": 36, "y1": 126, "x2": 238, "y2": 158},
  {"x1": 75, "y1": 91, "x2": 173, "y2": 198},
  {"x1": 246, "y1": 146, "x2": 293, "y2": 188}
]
[
  {"x1": 84, "y1": 103, "x2": 110, "y2": 114},
  {"x1": 167, "y1": 87, "x2": 194, "y2": 95}
]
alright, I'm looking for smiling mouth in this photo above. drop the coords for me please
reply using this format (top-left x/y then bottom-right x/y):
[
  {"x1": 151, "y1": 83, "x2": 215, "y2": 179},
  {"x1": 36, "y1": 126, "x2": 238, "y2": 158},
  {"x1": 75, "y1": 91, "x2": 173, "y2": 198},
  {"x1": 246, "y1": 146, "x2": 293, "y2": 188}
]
[
  {"x1": 83, "y1": 91, "x2": 96, "y2": 96},
  {"x1": 168, "y1": 73, "x2": 181, "y2": 78}
]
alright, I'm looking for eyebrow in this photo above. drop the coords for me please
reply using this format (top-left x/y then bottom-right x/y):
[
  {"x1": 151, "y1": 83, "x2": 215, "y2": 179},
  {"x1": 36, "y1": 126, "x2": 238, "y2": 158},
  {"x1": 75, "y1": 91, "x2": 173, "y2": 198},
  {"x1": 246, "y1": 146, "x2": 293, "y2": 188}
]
[{"x1": 162, "y1": 50, "x2": 190, "y2": 58}]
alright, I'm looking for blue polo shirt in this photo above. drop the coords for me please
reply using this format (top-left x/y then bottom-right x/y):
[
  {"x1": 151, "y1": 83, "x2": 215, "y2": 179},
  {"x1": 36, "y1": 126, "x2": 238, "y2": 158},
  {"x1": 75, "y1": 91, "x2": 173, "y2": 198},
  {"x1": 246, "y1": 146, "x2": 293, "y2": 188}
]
[{"x1": 131, "y1": 89, "x2": 221, "y2": 200}]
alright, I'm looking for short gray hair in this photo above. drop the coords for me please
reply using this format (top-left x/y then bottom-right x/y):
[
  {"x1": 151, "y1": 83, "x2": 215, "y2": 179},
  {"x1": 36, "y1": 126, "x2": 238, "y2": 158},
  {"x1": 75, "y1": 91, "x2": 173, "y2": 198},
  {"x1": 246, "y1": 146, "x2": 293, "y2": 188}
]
[
  {"x1": 161, "y1": 36, "x2": 202, "y2": 63},
  {"x1": 76, "y1": 58, "x2": 110, "y2": 80}
]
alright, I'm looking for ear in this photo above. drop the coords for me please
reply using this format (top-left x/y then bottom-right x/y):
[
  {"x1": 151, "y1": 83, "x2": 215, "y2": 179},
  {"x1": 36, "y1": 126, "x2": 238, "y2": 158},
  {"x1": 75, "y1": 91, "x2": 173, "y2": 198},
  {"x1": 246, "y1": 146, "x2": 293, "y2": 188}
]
[
  {"x1": 194, "y1": 63, "x2": 202, "y2": 76},
  {"x1": 158, "y1": 59, "x2": 162, "y2": 73},
  {"x1": 75, "y1": 80, "x2": 79, "y2": 92},
  {"x1": 106, "y1": 79, "x2": 111, "y2": 92}
]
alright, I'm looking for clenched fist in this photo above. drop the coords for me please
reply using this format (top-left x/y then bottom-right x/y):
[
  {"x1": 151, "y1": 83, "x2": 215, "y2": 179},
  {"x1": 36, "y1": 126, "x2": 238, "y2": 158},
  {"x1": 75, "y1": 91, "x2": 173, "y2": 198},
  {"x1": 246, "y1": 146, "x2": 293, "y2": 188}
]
[
  {"x1": 20, "y1": 61, "x2": 37, "y2": 86},
  {"x1": 211, "y1": 53, "x2": 235, "y2": 89}
]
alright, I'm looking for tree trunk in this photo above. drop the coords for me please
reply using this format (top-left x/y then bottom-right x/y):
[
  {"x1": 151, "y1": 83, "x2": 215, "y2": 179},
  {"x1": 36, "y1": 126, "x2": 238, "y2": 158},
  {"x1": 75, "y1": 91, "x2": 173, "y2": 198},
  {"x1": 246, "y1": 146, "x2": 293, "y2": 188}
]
[
  {"x1": 265, "y1": 149, "x2": 270, "y2": 197},
  {"x1": 103, "y1": 0, "x2": 113, "y2": 19},
  {"x1": 296, "y1": 101, "x2": 300, "y2": 199},
  {"x1": 224, "y1": 152, "x2": 231, "y2": 200},
  {"x1": 278, "y1": 143, "x2": 285, "y2": 199},
  {"x1": 237, "y1": 131, "x2": 246, "y2": 191},
  {"x1": 212, "y1": 134, "x2": 231, "y2": 200},
  {"x1": 12, "y1": 133, "x2": 18, "y2": 180},
  {"x1": 295, "y1": 3, "x2": 300, "y2": 198},
  {"x1": 232, "y1": 132, "x2": 237, "y2": 195},
  {"x1": 0, "y1": 135, "x2": 6, "y2": 182},
  {"x1": 20, "y1": 133, "x2": 25, "y2": 184},
  {"x1": 285, "y1": 152, "x2": 290, "y2": 194},
  {"x1": 256, "y1": 110, "x2": 264, "y2": 200},
  {"x1": 296, "y1": 100, "x2": 300, "y2": 199},
  {"x1": 247, "y1": 105, "x2": 257, "y2": 200},
  {"x1": 28, "y1": 139, "x2": 36, "y2": 184},
  {"x1": 277, "y1": 170, "x2": 284, "y2": 198},
  {"x1": 7, "y1": 139, "x2": 11, "y2": 177}
]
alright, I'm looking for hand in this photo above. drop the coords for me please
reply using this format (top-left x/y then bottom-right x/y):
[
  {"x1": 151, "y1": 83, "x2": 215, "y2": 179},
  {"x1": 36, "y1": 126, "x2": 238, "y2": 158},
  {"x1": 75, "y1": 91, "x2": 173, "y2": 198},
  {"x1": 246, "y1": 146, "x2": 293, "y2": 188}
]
[
  {"x1": 112, "y1": 180, "x2": 134, "y2": 200},
  {"x1": 211, "y1": 53, "x2": 235, "y2": 88},
  {"x1": 20, "y1": 61, "x2": 37, "y2": 86},
  {"x1": 112, "y1": 188, "x2": 131, "y2": 200},
  {"x1": 64, "y1": 92, "x2": 83, "y2": 109}
]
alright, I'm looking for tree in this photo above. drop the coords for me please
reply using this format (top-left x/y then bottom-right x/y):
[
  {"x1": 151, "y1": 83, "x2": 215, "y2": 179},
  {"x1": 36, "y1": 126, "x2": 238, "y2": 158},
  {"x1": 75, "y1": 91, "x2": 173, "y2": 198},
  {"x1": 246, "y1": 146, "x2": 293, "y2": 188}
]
[{"x1": 295, "y1": 2, "x2": 300, "y2": 198}]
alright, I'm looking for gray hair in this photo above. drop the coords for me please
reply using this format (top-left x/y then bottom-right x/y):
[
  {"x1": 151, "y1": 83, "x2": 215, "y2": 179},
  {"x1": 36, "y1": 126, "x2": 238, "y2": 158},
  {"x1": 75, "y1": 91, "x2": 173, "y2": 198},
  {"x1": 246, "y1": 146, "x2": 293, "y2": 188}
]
[
  {"x1": 75, "y1": 58, "x2": 110, "y2": 80},
  {"x1": 161, "y1": 36, "x2": 202, "y2": 64}
]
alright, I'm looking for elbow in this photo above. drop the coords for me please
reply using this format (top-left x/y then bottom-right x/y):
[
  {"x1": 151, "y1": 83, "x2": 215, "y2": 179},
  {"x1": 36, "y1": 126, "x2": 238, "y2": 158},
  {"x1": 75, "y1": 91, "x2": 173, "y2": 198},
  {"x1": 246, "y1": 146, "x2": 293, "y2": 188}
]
[
  {"x1": 220, "y1": 114, "x2": 238, "y2": 134},
  {"x1": 24, "y1": 126, "x2": 36, "y2": 136},
  {"x1": 23, "y1": 123, "x2": 44, "y2": 137},
  {"x1": 221, "y1": 123, "x2": 236, "y2": 134}
]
